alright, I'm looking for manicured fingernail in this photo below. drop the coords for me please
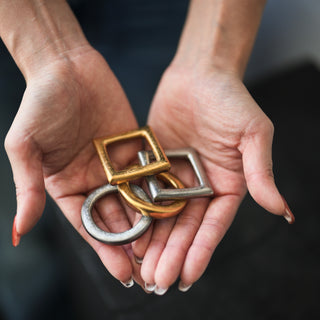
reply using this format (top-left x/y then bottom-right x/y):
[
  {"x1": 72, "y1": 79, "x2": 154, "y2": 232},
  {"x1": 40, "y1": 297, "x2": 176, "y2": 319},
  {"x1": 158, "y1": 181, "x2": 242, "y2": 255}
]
[
  {"x1": 281, "y1": 195, "x2": 295, "y2": 224},
  {"x1": 12, "y1": 216, "x2": 21, "y2": 247},
  {"x1": 144, "y1": 282, "x2": 156, "y2": 292},
  {"x1": 154, "y1": 286, "x2": 168, "y2": 295},
  {"x1": 135, "y1": 256, "x2": 143, "y2": 264},
  {"x1": 120, "y1": 277, "x2": 134, "y2": 288},
  {"x1": 178, "y1": 281, "x2": 192, "y2": 292}
]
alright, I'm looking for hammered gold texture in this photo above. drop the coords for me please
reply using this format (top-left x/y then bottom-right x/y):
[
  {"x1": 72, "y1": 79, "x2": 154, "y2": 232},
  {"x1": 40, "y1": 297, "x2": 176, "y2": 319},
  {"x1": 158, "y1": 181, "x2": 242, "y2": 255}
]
[{"x1": 93, "y1": 126, "x2": 170, "y2": 184}]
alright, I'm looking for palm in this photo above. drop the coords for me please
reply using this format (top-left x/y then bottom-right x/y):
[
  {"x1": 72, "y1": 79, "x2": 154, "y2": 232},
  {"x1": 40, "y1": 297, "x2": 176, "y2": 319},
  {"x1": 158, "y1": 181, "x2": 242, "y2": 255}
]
[
  {"x1": 134, "y1": 68, "x2": 281, "y2": 291},
  {"x1": 38, "y1": 51, "x2": 137, "y2": 200},
  {"x1": 148, "y1": 70, "x2": 259, "y2": 197},
  {"x1": 6, "y1": 48, "x2": 142, "y2": 283}
]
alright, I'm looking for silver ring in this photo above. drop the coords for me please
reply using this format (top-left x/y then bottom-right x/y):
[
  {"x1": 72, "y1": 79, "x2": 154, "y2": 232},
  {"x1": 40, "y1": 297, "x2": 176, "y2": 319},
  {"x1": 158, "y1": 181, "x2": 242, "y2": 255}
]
[
  {"x1": 138, "y1": 148, "x2": 213, "y2": 201},
  {"x1": 81, "y1": 184, "x2": 153, "y2": 245}
]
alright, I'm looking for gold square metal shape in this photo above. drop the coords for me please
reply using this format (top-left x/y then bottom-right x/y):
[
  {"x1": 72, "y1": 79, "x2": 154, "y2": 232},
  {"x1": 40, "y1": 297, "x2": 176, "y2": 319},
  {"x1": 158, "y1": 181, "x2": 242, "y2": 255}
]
[{"x1": 93, "y1": 126, "x2": 170, "y2": 184}]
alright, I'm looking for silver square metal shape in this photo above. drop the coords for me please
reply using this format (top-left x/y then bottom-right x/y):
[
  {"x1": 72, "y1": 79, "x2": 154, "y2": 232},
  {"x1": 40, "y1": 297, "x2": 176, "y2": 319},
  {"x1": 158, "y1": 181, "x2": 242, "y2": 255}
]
[{"x1": 138, "y1": 148, "x2": 214, "y2": 201}]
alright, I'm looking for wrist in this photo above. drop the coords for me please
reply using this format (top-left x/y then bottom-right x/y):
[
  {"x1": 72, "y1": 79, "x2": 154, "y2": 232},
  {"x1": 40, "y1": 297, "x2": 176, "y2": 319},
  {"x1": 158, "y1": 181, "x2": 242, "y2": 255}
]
[
  {"x1": 171, "y1": 47, "x2": 244, "y2": 80},
  {"x1": 17, "y1": 36, "x2": 91, "y2": 80},
  {"x1": 173, "y1": 0, "x2": 266, "y2": 79},
  {"x1": 157, "y1": 59, "x2": 242, "y2": 111},
  {"x1": 0, "y1": 0, "x2": 89, "y2": 79}
]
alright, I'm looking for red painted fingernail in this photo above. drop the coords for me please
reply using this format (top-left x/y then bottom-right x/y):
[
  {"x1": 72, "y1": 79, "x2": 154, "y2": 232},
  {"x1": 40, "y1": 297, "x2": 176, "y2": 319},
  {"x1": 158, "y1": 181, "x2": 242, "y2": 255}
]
[
  {"x1": 12, "y1": 216, "x2": 21, "y2": 247},
  {"x1": 281, "y1": 195, "x2": 295, "y2": 224}
]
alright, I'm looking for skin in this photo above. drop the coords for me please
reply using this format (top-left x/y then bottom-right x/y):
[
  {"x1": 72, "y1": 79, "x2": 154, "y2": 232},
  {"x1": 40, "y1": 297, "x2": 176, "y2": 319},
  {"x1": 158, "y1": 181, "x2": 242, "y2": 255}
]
[
  {"x1": 133, "y1": 0, "x2": 294, "y2": 292},
  {"x1": 1, "y1": 0, "x2": 145, "y2": 286},
  {"x1": 1, "y1": 0, "x2": 294, "y2": 293},
  {"x1": 135, "y1": 66, "x2": 282, "y2": 291}
]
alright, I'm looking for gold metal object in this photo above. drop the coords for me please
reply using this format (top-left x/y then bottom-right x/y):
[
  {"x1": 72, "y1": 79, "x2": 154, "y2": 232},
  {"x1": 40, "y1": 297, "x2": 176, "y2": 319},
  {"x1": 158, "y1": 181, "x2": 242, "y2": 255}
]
[
  {"x1": 93, "y1": 126, "x2": 170, "y2": 185},
  {"x1": 118, "y1": 172, "x2": 187, "y2": 219}
]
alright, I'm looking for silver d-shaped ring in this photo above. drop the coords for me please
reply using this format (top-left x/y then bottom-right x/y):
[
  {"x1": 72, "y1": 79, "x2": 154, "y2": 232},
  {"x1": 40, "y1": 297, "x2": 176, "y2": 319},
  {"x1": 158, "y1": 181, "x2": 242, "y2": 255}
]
[
  {"x1": 81, "y1": 184, "x2": 153, "y2": 245},
  {"x1": 138, "y1": 148, "x2": 213, "y2": 201}
]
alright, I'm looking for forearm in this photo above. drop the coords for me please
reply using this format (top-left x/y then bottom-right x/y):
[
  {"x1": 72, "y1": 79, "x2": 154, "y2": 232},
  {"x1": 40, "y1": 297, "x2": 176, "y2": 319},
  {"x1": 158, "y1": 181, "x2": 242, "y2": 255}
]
[
  {"x1": 0, "y1": 0, "x2": 89, "y2": 79},
  {"x1": 174, "y1": 0, "x2": 267, "y2": 78}
]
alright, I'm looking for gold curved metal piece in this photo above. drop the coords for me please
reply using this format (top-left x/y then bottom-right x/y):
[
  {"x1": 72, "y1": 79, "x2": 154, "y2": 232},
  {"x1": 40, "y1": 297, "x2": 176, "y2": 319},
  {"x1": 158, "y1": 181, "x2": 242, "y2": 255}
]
[
  {"x1": 118, "y1": 172, "x2": 187, "y2": 219},
  {"x1": 93, "y1": 126, "x2": 170, "y2": 185}
]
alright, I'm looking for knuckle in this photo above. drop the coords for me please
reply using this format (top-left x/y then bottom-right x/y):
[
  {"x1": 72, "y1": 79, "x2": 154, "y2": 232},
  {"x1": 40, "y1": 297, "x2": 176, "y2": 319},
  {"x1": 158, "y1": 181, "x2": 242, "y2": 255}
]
[
  {"x1": 4, "y1": 131, "x2": 16, "y2": 153},
  {"x1": 247, "y1": 114, "x2": 275, "y2": 139},
  {"x1": 263, "y1": 117, "x2": 274, "y2": 136},
  {"x1": 195, "y1": 217, "x2": 226, "y2": 250},
  {"x1": 176, "y1": 213, "x2": 201, "y2": 230},
  {"x1": 5, "y1": 129, "x2": 30, "y2": 155},
  {"x1": 257, "y1": 115, "x2": 274, "y2": 138},
  {"x1": 202, "y1": 216, "x2": 225, "y2": 234},
  {"x1": 101, "y1": 210, "x2": 128, "y2": 232},
  {"x1": 15, "y1": 184, "x2": 44, "y2": 200},
  {"x1": 150, "y1": 237, "x2": 167, "y2": 250}
]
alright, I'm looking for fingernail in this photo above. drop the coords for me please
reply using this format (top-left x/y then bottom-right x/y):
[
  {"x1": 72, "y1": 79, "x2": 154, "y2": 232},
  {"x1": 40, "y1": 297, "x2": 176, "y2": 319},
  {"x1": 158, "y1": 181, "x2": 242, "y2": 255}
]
[
  {"x1": 281, "y1": 195, "x2": 295, "y2": 224},
  {"x1": 144, "y1": 282, "x2": 156, "y2": 292},
  {"x1": 120, "y1": 277, "x2": 134, "y2": 288},
  {"x1": 154, "y1": 286, "x2": 168, "y2": 295},
  {"x1": 12, "y1": 216, "x2": 21, "y2": 247},
  {"x1": 135, "y1": 256, "x2": 143, "y2": 264},
  {"x1": 178, "y1": 281, "x2": 192, "y2": 292}
]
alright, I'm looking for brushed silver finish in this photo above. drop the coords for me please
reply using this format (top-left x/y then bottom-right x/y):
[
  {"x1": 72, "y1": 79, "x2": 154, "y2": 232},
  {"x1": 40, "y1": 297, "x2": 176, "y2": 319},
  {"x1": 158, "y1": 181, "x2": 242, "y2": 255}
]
[
  {"x1": 138, "y1": 148, "x2": 214, "y2": 201},
  {"x1": 81, "y1": 184, "x2": 152, "y2": 245}
]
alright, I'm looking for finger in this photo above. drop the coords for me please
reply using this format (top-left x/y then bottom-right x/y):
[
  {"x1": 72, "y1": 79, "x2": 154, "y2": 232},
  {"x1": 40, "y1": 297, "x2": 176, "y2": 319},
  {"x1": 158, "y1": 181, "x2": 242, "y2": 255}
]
[
  {"x1": 131, "y1": 213, "x2": 154, "y2": 263},
  {"x1": 5, "y1": 133, "x2": 46, "y2": 245},
  {"x1": 56, "y1": 194, "x2": 134, "y2": 283},
  {"x1": 122, "y1": 244, "x2": 150, "y2": 291},
  {"x1": 94, "y1": 193, "x2": 133, "y2": 233},
  {"x1": 140, "y1": 217, "x2": 176, "y2": 291},
  {"x1": 93, "y1": 195, "x2": 146, "y2": 288},
  {"x1": 179, "y1": 195, "x2": 241, "y2": 288},
  {"x1": 241, "y1": 125, "x2": 294, "y2": 223},
  {"x1": 153, "y1": 198, "x2": 209, "y2": 291},
  {"x1": 116, "y1": 195, "x2": 154, "y2": 267}
]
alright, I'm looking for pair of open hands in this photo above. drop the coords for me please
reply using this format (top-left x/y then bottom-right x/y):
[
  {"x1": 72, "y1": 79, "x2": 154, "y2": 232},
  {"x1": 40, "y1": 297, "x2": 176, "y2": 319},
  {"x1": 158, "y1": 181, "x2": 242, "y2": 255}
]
[{"x1": 6, "y1": 46, "x2": 292, "y2": 293}]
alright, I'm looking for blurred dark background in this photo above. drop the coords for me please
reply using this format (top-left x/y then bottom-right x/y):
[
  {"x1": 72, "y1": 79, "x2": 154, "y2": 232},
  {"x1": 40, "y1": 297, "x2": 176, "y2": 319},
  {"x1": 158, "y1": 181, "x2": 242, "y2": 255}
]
[{"x1": 1, "y1": 0, "x2": 319, "y2": 319}]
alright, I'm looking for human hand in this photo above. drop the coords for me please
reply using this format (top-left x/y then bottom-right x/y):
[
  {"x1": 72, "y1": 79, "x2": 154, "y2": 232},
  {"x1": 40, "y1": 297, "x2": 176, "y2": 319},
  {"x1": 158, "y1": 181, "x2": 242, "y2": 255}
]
[
  {"x1": 132, "y1": 65, "x2": 295, "y2": 293},
  {"x1": 5, "y1": 46, "x2": 145, "y2": 286}
]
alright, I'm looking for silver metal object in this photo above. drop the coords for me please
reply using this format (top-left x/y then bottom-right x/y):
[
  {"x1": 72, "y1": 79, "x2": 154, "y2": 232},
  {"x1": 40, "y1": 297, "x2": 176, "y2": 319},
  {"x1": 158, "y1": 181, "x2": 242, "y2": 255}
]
[
  {"x1": 138, "y1": 148, "x2": 214, "y2": 201},
  {"x1": 81, "y1": 184, "x2": 153, "y2": 245}
]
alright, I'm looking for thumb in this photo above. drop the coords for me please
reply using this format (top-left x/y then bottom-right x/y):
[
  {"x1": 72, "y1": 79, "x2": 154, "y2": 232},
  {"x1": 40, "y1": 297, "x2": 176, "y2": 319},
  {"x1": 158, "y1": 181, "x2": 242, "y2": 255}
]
[
  {"x1": 5, "y1": 132, "x2": 46, "y2": 246},
  {"x1": 241, "y1": 123, "x2": 295, "y2": 224}
]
